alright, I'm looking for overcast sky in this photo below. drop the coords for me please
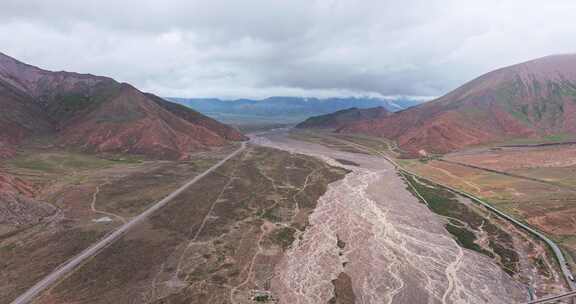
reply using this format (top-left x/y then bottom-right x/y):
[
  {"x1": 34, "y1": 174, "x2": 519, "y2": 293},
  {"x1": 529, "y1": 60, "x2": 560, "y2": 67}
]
[{"x1": 1, "y1": 0, "x2": 576, "y2": 100}]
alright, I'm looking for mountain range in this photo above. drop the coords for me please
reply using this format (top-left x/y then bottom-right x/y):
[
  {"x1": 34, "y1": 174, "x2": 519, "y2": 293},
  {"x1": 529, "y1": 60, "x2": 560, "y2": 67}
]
[
  {"x1": 295, "y1": 107, "x2": 391, "y2": 129},
  {"x1": 331, "y1": 54, "x2": 576, "y2": 154},
  {"x1": 0, "y1": 52, "x2": 246, "y2": 160},
  {"x1": 168, "y1": 96, "x2": 424, "y2": 125}
]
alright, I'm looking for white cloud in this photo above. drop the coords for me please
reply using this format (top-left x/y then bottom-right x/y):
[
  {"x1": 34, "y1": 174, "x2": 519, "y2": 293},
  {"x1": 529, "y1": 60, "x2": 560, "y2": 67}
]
[{"x1": 1, "y1": 0, "x2": 575, "y2": 99}]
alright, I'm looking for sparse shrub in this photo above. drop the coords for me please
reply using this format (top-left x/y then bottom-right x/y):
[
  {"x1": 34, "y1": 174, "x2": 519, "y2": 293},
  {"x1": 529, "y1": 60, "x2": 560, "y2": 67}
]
[
  {"x1": 254, "y1": 295, "x2": 269, "y2": 302},
  {"x1": 271, "y1": 227, "x2": 297, "y2": 249}
]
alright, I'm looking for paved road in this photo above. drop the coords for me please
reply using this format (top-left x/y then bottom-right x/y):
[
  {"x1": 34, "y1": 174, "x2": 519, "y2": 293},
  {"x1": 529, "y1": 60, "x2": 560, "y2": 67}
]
[
  {"x1": 524, "y1": 290, "x2": 576, "y2": 303},
  {"x1": 312, "y1": 133, "x2": 576, "y2": 295},
  {"x1": 10, "y1": 142, "x2": 246, "y2": 304}
]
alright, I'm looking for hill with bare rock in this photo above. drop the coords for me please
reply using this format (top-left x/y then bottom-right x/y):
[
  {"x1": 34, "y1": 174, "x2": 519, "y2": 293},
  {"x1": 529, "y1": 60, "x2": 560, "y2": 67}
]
[
  {"x1": 0, "y1": 52, "x2": 246, "y2": 160},
  {"x1": 338, "y1": 54, "x2": 576, "y2": 154},
  {"x1": 295, "y1": 106, "x2": 391, "y2": 129}
]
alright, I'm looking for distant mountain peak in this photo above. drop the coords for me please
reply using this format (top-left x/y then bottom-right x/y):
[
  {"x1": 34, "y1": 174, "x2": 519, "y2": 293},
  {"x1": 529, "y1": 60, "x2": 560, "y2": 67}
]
[{"x1": 169, "y1": 96, "x2": 424, "y2": 125}]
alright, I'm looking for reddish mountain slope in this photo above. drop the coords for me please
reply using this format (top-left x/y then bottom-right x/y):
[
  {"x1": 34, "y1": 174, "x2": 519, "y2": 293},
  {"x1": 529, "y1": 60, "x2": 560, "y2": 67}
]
[
  {"x1": 145, "y1": 93, "x2": 246, "y2": 142},
  {"x1": 338, "y1": 54, "x2": 576, "y2": 154},
  {"x1": 59, "y1": 84, "x2": 240, "y2": 159},
  {"x1": 295, "y1": 107, "x2": 391, "y2": 129},
  {"x1": 0, "y1": 76, "x2": 53, "y2": 158},
  {"x1": 0, "y1": 52, "x2": 246, "y2": 159}
]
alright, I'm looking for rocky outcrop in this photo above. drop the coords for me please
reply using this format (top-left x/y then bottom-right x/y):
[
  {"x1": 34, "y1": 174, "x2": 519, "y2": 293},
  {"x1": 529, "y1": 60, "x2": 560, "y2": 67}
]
[{"x1": 0, "y1": 173, "x2": 56, "y2": 232}]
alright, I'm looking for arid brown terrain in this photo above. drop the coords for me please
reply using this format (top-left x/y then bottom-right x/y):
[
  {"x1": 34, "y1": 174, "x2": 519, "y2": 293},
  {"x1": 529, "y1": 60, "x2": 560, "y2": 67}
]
[
  {"x1": 0, "y1": 140, "x2": 241, "y2": 302},
  {"x1": 3, "y1": 128, "x2": 572, "y2": 303},
  {"x1": 4, "y1": 127, "x2": 557, "y2": 304},
  {"x1": 19, "y1": 145, "x2": 347, "y2": 304}
]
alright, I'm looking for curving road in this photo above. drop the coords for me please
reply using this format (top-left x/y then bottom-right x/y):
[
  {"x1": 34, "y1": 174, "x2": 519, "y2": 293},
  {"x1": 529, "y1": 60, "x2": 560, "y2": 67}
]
[
  {"x1": 524, "y1": 290, "x2": 576, "y2": 304},
  {"x1": 10, "y1": 142, "x2": 246, "y2": 304},
  {"x1": 321, "y1": 133, "x2": 576, "y2": 301}
]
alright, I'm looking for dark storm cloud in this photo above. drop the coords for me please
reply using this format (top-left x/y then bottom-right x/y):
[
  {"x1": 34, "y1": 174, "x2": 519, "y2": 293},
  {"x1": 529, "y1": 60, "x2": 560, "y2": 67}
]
[{"x1": 1, "y1": 0, "x2": 576, "y2": 99}]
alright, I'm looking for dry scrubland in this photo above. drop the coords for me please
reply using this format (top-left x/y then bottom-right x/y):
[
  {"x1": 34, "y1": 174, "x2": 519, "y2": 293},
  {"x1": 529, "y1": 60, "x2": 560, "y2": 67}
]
[
  {"x1": 2, "y1": 128, "x2": 573, "y2": 303},
  {"x1": 21, "y1": 146, "x2": 347, "y2": 303},
  {"x1": 0, "y1": 142, "x2": 238, "y2": 303}
]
